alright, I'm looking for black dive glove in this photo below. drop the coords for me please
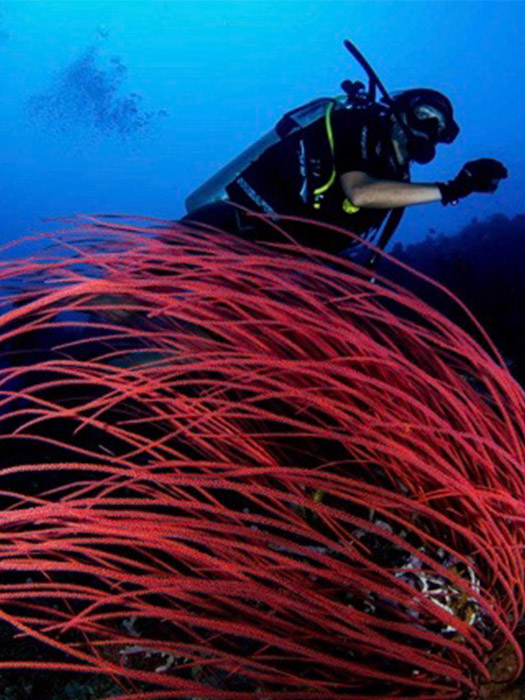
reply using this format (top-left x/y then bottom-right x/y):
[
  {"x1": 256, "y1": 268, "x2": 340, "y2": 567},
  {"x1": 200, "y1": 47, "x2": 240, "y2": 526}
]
[{"x1": 438, "y1": 158, "x2": 508, "y2": 206}]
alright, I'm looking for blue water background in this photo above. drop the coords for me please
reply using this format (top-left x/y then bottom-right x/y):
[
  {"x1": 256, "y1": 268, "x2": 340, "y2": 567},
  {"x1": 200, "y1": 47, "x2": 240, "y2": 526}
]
[{"x1": 0, "y1": 0, "x2": 523, "y2": 247}]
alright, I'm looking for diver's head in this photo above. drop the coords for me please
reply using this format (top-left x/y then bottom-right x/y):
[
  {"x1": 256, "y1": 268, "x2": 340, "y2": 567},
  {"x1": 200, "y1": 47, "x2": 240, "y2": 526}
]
[{"x1": 388, "y1": 89, "x2": 460, "y2": 164}]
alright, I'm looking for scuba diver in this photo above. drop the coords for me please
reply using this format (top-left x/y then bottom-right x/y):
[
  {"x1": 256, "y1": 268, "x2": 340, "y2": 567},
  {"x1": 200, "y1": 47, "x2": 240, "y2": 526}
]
[{"x1": 183, "y1": 40, "x2": 507, "y2": 268}]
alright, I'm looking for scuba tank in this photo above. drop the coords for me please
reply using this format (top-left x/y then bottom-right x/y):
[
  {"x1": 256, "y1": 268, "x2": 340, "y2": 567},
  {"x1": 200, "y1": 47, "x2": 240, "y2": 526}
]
[
  {"x1": 185, "y1": 41, "x2": 384, "y2": 214},
  {"x1": 185, "y1": 98, "x2": 347, "y2": 213}
]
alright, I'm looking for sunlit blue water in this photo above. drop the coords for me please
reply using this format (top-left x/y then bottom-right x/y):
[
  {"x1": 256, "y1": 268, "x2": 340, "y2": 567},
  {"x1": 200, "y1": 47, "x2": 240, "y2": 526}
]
[{"x1": 0, "y1": 1, "x2": 523, "y2": 246}]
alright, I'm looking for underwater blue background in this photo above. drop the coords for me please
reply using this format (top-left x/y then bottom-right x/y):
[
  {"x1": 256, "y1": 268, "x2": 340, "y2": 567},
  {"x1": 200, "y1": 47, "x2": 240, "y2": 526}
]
[{"x1": 0, "y1": 0, "x2": 523, "y2": 246}]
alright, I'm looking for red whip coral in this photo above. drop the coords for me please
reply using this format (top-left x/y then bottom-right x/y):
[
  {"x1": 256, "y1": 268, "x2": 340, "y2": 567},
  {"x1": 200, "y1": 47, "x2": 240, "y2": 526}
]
[{"x1": 0, "y1": 214, "x2": 523, "y2": 698}]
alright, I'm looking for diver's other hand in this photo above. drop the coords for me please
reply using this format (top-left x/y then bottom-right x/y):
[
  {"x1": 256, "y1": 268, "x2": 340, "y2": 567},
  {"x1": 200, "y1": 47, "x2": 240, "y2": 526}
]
[{"x1": 438, "y1": 159, "x2": 508, "y2": 205}]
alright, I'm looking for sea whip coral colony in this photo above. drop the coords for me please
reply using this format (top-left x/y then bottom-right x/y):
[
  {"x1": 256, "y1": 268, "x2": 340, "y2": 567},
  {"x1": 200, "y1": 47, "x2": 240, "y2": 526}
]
[{"x1": 0, "y1": 214, "x2": 524, "y2": 698}]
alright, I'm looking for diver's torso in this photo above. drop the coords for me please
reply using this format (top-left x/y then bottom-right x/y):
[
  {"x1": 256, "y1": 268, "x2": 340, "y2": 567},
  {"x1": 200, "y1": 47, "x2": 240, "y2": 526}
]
[{"x1": 226, "y1": 107, "x2": 409, "y2": 239}]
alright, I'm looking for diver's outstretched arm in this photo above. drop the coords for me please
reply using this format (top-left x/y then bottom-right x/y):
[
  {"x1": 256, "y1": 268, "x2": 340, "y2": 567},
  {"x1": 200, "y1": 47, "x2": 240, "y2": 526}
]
[
  {"x1": 342, "y1": 158, "x2": 508, "y2": 210},
  {"x1": 341, "y1": 171, "x2": 441, "y2": 209}
]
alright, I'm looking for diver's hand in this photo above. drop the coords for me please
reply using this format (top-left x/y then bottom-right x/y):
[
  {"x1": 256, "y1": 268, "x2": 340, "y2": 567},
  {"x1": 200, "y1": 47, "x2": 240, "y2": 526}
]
[{"x1": 438, "y1": 159, "x2": 508, "y2": 205}]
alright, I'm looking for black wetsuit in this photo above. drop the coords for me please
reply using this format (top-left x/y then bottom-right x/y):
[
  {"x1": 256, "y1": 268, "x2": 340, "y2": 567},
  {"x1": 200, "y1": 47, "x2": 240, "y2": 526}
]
[{"x1": 183, "y1": 106, "x2": 409, "y2": 256}]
